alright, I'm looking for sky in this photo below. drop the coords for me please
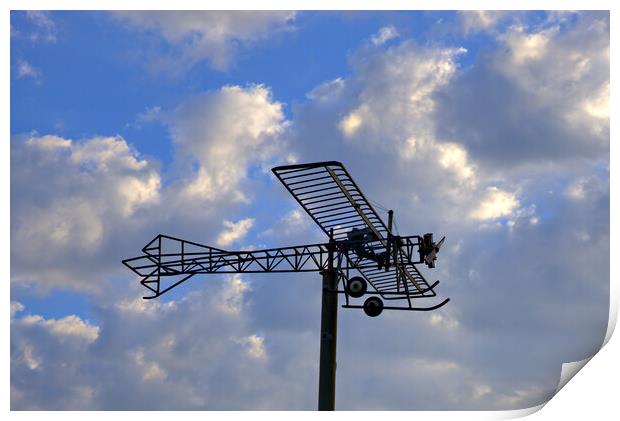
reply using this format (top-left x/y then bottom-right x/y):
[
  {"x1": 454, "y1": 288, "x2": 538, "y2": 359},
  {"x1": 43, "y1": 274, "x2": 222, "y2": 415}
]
[{"x1": 9, "y1": 10, "x2": 610, "y2": 410}]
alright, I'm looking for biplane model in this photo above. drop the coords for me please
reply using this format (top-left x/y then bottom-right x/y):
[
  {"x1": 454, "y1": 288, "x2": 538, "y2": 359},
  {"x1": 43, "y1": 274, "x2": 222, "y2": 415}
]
[{"x1": 122, "y1": 161, "x2": 448, "y2": 317}]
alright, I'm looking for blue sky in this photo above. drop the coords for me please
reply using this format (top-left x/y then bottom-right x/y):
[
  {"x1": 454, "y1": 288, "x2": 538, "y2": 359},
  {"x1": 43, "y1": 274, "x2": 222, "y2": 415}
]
[{"x1": 10, "y1": 10, "x2": 609, "y2": 410}]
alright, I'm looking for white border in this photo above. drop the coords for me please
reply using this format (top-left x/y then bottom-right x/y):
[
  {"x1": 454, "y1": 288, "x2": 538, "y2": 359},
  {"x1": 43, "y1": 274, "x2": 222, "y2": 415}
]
[
  {"x1": 3, "y1": 1, "x2": 616, "y2": 419},
  {"x1": 0, "y1": 0, "x2": 615, "y2": 11}
]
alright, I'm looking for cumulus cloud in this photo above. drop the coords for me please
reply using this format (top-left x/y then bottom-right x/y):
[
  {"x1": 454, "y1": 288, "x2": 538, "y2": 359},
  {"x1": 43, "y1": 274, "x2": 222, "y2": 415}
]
[
  {"x1": 292, "y1": 39, "x2": 524, "y2": 229},
  {"x1": 216, "y1": 218, "x2": 255, "y2": 247},
  {"x1": 11, "y1": 301, "x2": 25, "y2": 318},
  {"x1": 436, "y1": 12, "x2": 609, "y2": 169},
  {"x1": 116, "y1": 296, "x2": 177, "y2": 316},
  {"x1": 470, "y1": 187, "x2": 519, "y2": 221},
  {"x1": 217, "y1": 275, "x2": 251, "y2": 316},
  {"x1": 339, "y1": 110, "x2": 363, "y2": 137},
  {"x1": 460, "y1": 11, "x2": 508, "y2": 34},
  {"x1": 11, "y1": 283, "x2": 315, "y2": 410},
  {"x1": 564, "y1": 173, "x2": 609, "y2": 202},
  {"x1": 11, "y1": 84, "x2": 290, "y2": 293},
  {"x1": 565, "y1": 178, "x2": 588, "y2": 201},
  {"x1": 11, "y1": 134, "x2": 162, "y2": 291},
  {"x1": 371, "y1": 25, "x2": 399, "y2": 45},
  {"x1": 19, "y1": 314, "x2": 100, "y2": 344},
  {"x1": 114, "y1": 11, "x2": 296, "y2": 71},
  {"x1": 11, "y1": 303, "x2": 99, "y2": 384},
  {"x1": 435, "y1": 142, "x2": 475, "y2": 183},
  {"x1": 132, "y1": 348, "x2": 167, "y2": 382},
  {"x1": 26, "y1": 134, "x2": 71, "y2": 149},
  {"x1": 234, "y1": 335, "x2": 267, "y2": 360},
  {"x1": 10, "y1": 11, "x2": 609, "y2": 411},
  {"x1": 171, "y1": 84, "x2": 288, "y2": 203},
  {"x1": 281, "y1": 13, "x2": 608, "y2": 410},
  {"x1": 335, "y1": 41, "x2": 467, "y2": 148}
]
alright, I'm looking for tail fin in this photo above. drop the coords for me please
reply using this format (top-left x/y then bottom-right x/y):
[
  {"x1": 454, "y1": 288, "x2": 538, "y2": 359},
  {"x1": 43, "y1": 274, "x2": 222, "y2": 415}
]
[{"x1": 123, "y1": 234, "x2": 227, "y2": 299}]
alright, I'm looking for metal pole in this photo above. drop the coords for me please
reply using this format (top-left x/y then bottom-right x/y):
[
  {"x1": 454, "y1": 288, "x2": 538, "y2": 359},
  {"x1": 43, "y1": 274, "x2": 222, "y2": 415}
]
[{"x1": 318, "y1": 239, "x2": 338, "y2": 411}]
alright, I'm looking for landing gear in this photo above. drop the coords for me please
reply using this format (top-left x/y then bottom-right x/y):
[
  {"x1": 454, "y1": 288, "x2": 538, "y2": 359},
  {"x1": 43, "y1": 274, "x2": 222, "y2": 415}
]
[
  {"x1": 344, "y1": 276, "x2": 383, "y2": 317},
  {"x1": 363, "y1": 296, "x2": 384, "y2": 317},
  {"x1": 345, "y1": 276, "x2": 367, "y2": 298}
]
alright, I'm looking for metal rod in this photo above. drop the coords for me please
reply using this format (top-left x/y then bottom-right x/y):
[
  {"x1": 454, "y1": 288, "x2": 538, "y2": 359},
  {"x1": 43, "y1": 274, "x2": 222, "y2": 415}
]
[
  {"x1": 318, "y1": 233, "x2": 338, "y2": 411},
  {"x1": 342, "y1": 298, "x2": 450, "y2": 312},
  {"x1": 386, "y1": 209, "x2": 394, "y2": 272}
]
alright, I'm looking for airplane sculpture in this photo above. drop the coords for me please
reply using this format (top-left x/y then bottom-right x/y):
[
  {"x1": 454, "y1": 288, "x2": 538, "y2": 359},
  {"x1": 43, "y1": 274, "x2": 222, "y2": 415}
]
[{"x1": 123, "y1": 161, "x2": 448, "y2": 317}]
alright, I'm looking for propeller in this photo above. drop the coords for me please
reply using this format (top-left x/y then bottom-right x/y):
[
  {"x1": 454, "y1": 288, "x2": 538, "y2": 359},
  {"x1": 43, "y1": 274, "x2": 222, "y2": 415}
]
[{"x1": 424, "y1": 236, "x2": 446, "y2": 267}]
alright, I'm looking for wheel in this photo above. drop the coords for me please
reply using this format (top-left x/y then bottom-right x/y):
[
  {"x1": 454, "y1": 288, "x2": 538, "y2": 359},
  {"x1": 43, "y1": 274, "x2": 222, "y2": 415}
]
[
  {"x1": 363, "y1": 296, "x2": 384, "y2": 317},
  {"x1": 345, "y1": 276, "x2": 367, "y2": 298}
]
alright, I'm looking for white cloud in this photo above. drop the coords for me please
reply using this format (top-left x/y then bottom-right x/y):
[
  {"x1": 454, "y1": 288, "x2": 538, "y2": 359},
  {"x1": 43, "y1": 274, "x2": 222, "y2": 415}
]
[
  {"x1": 473, "y1": 384, "x2": 492, "y2": 400},
  {"x1": 20, "y1": 197, "x2": 104, "y2": 249},
  {"x1": 20, "y1": 344, "x2": 40, "y2": 370},
  {"x1": 70, "y1": 136, "x2": 150, "y2": 171},
  {"x1": 460, "y1": 11, "x2": 507, "y2": 34},
  {"x1": 235, "y1": 335, "x2": 267, "y2": 360},
  {"x1": 501, "y1": 25, "x2": 557, "y2": 65},
  {"x1": 565, "y1": 178, "x2": 588, "y2": 200},
  {"x1": 10, "y1": 284, "x2": 313, "y2": 410},
  {"x1": 308, "y1": 41, "x2": 522, "y2": 229},
  {"x1": 306, "y1": 77, "x2": 346, "y2": 103},
  {"x1": 24, "y1": 11, "x2": 57, "y2": 43},
  {"x1": 283, "y1": 209, "x2": 306, "y2": 227},
  {"x1": 130, "y1": 105, "x2": 162, "y2": 128},
  {"x1": 11, "y1": 134, "x2": 162, "y2": 291},
  {"x1": 46, "y1": 315, "x2": 100, "y2": 343},
  {"x1": 339, "y1": 109, "x2": 364, "y2": 137},
  {"x1": 117, "y1": 173, "x2": 161, "y2": 217},
  {"x1": 26, "y1": 134, "x2": 71, "y2": 149},
  {"x1": 336, "y1": 42, "x2": 467, "y2": 148},
  {"x1": 435, "y1": 142, "x2": 475, "y2": 183},
  {"x1": 217, "y1": 274, "x2": 251, "y2": 316},
  {"x1": 11, "y1": 85, "x2": 289, "y2": 293},
  {"x1": 16, "y1": 60, "x2": 41, "y2": 80},
  {"x1": 564, "y1": 175, "x2": 608, "y2": 201},
  {"x1": 259, "y1": 208, "x2": 318, "y2": 242},
  {"x1": 172, "y1": 85, "x2": 288, "y2": 202},
  {"x1": 114, "y1": 11, "x2": 296, "y2": 71},
  {"x1": 582, "y1": 80, "x2": 609, "y2": 120},
  {"x1": 216, "y1": 218, "x2": 255, "y2": 247},
  {"x1": 470, "y1": 187, "x2": 519, "y2": 220},
  {"x1": 437, "y1": 13, "x2": 609, "y2": 169},
  {"x1": 494, "y1": 386, "x2": 551, "y2": 409},
  {"x1": 429, "y1": 312, "x2": 460, "y2": 330},
  {"x1": 371, "y1": 25, "x2": 399, "y2": 45},
  {"x1": 132, "y1": 348, "x2": 167, "y2": 382},
  {"x1": 279, "y1": 209, "x2": 313, "y2": 236},
  {"x1": 496, "y1": 17, "x2": 609, "y2": 143},
  {"x1": 116, "y1": 296, "x2": 177, "y2": 316},
  {"x1": 17, "y1": 313, "x2": 99, "y2": 344},
  {"x1": 11, "y1": 301, "x2": 25, "y2": 317},
  {"x1": 128, "y1": 20, "x2": 608, "y2": 408},
  {"x1": 281, "y1": 25, "x2": 606, "y2": 406}
]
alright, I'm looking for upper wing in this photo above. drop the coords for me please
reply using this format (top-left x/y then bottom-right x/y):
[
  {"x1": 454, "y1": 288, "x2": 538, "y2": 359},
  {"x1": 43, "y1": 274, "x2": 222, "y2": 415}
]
[
  {"x1": 272, "y1": 161, "x2": 390, "y2": 242},
  {"x1": 272, "y1": 161, "x2": 437, "y2": 300}
]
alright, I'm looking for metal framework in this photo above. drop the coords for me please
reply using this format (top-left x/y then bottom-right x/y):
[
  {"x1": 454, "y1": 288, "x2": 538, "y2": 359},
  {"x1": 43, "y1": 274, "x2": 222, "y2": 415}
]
[{"x1": 122, "y1": 160, "x2": 448, "y2": 410}]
